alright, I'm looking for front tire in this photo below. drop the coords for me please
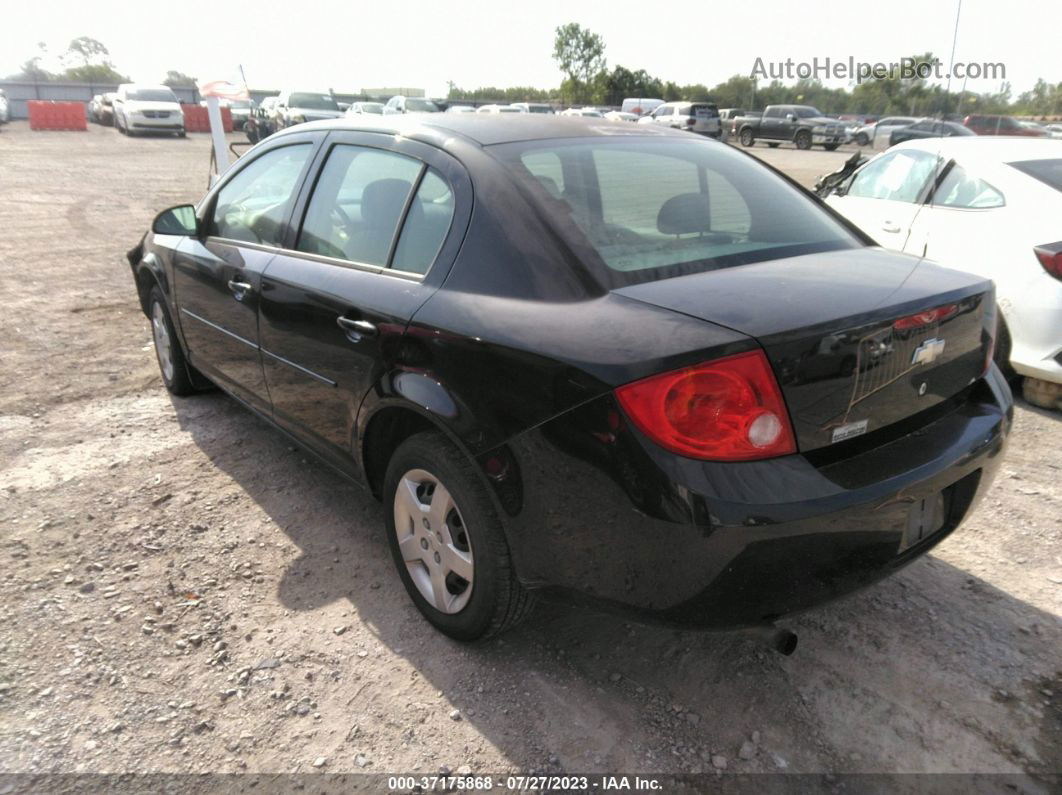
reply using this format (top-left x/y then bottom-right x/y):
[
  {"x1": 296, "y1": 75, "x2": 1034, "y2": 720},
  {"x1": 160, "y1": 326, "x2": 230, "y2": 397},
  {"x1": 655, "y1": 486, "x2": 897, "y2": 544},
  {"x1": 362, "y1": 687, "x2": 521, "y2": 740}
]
[
  {"x1": 148, "y1": 287, "x2": 197, "y2": 396},
  {"x1": 739, "y1": 128, "x2": 754, "y2": 147},
  {"x1": 384, "y1": 431, "x2": 533, "y2": 641},
  {"x1": 855, "y1": 132, "x2": 869, "y2": 146},
  {"x1": 795, "y1": 130, "x2": 812, "y2": 150}
]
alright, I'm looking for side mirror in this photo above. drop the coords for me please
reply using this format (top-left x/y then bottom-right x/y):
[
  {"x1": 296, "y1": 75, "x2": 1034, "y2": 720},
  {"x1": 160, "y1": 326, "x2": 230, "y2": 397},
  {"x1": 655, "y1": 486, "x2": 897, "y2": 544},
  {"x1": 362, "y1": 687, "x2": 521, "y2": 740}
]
[
  {"x1": 786, "y1": 113, "x2": 796, "y2": 122},
  {"x1": 153, "y1": 204, "x2": 198, "y2": 236}
]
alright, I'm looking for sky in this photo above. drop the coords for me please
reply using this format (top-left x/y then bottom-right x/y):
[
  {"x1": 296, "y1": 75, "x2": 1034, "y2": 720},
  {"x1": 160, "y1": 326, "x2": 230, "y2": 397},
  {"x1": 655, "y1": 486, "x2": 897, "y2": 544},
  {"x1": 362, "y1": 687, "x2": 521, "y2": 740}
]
[{"x1": 5, "y1": 0, "x2": 1060, "y2": 100}]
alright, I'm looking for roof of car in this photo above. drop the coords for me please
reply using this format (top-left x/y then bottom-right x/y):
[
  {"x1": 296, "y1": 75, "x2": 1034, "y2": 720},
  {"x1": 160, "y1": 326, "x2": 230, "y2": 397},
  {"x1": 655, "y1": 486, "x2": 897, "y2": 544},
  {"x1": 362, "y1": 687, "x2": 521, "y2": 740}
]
[
  {"x1": 277, "y1": 113, "x2": 689, "y2": 147},
  {"x1": 893, "y1": 136, "x2": 1062, "y2": 163}
]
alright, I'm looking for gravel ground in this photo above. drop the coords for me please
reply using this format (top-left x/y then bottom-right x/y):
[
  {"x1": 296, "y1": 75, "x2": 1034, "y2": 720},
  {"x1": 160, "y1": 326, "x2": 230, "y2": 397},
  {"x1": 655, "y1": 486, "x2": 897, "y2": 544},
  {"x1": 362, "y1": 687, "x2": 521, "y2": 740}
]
[{"x1": 0, "y1": 122, "x2": 1059, "y2": 787}]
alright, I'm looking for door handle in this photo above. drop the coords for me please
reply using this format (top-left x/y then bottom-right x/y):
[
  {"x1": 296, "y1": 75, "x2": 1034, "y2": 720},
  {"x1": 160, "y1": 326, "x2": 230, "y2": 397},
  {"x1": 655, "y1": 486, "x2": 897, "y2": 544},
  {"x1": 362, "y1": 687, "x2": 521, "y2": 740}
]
[
  {"x1": 881, "y1": 222, "x2": 901, "y2": 233},
  {"x1": 228, "y1": 279, "x2": 253, "y2": 296},
  {"x1": 336, "y1": 316, "x2": 377, "y2": 336}
]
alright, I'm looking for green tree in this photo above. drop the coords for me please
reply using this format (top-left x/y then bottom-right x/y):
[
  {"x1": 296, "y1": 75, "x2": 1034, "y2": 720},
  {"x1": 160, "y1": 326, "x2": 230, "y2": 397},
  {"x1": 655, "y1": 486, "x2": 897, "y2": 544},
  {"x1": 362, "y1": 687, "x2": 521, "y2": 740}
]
[
  {"x1": 60, "y1": 36, "x2": 128, "y2": 83},
  {"x1": 162, "y1": 70, "x2": 197, "y2": 88},
  {"x1": 553, "y1": 23, "x2": 606, "y2": 104},
  {"x1": 7, "y1": 42, "x2": 54, "y2": 81}
]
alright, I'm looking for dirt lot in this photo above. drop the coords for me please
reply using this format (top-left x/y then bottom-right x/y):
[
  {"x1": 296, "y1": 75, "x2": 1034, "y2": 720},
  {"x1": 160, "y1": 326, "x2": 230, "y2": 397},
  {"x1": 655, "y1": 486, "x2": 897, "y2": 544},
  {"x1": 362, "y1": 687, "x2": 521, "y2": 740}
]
[{"x1": 1, "y1": 122, "x2": 1060, "y2": 787}]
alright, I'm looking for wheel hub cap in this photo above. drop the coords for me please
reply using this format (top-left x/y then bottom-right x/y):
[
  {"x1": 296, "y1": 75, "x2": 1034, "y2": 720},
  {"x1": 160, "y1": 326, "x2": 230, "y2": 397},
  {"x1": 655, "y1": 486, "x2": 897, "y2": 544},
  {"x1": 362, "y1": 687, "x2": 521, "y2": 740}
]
[{"x1": 393, "y1": 469, "x2": 474, "y2": 614}]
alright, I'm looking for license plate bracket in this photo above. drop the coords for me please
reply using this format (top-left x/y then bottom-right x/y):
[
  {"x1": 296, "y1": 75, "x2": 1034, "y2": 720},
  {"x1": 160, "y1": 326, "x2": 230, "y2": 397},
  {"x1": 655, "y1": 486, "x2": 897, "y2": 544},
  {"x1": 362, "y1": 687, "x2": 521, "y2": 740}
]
[{"x1": 900, "y1": 491, "x2": 949, "y2": 552}]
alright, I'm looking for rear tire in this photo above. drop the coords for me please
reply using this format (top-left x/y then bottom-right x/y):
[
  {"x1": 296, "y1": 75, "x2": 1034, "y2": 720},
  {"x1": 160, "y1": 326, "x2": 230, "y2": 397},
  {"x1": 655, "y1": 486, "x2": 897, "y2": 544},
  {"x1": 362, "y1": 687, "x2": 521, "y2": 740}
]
[
  {"x1": 148, "y1": 287, "x2": 197, "y2": 396},
  {"x1": 993, "y1": 315, "x2": 1017, "y2": 382},
  {"x1": 855, "y1": 132, "x2": 869, "y2": 146},
  {"x1": 739, "y1": 128, "x2": 754, "y2": 147},
  {"x1": 383, "y1": 431, "x2": 534, "y2": 641},
  {"x1": 1022, "y1": 377, "x2": 1062, "y2": 411},
  {"x1": 795, "y1": 130, "x2": 812, "y2": 150}
]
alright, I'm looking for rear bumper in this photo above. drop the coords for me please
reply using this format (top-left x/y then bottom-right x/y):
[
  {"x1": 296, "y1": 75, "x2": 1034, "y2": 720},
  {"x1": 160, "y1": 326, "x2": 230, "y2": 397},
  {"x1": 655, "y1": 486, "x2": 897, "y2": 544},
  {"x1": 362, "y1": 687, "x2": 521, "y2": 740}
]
[
  {"x1": 490, "y1": 367, "x2": 1012, "y2": 628},
  {"x1": 1004, "y1": 274, "x2": 1062, "y2": 383}
]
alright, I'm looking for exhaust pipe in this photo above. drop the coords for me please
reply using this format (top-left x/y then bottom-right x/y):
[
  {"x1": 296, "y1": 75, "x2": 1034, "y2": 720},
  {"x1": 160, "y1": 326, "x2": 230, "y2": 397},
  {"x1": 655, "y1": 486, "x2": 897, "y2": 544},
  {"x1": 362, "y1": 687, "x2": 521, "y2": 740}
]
[{"x1": 752, "y1": 625, "x2": 798, "y2": 656}]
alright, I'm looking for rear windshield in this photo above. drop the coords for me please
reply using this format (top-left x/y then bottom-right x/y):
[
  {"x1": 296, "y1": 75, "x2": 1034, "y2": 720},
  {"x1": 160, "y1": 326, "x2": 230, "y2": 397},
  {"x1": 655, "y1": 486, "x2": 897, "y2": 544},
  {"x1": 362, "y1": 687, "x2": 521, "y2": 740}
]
[
  {"x1": 690, "y1": 104, "x2": 718, "y2": 117},
  {"x1": 1009, "y1": 159, "x2": 1062, "y2": 193},
  {"x1": 494, "y1": 138, "x2": 860, "y2": 288},
  {"x1": 127, "y1": 88, "x2": 178, "y2": 102},
  {"x1": 289, "y1": 93, "x2": 339, "y2": 110}
]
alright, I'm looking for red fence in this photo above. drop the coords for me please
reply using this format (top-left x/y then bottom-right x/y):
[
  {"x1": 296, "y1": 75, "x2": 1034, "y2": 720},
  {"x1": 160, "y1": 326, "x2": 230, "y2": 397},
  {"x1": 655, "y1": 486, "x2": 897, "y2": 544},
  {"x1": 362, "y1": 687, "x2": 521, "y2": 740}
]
[
  {"x1": 181, "y1": 105, "x2": 233, "y2": 133},
  {"x1": 27, "y1": 101, "x2": 87, "y2": 131}
]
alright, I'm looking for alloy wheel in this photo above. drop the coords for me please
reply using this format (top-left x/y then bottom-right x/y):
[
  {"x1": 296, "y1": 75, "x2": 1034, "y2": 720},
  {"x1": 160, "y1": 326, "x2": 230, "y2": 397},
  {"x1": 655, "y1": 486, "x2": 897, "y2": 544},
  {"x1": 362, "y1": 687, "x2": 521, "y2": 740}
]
[
  {"x1": 393, "y1": 468, "x2": 474, "y2": 614},
  {"x1": 152, "y1": 302, "x2": 174, "y2": 383}
]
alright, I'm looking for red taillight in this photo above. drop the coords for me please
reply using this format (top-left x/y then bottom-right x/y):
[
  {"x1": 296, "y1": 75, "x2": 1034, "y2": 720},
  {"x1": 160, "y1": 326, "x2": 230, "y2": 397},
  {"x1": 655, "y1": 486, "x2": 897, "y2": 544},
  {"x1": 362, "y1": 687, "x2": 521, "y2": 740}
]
[
  {"x1": 893, "y1": 303, "x2": 958, "y2": 330},
  {"x1": 615, "y1": 350, "x2": 796, "y2": 461},
  {"x1": 685, "y1": 116, "x2": 696, "y2": 126},
  {"x1": 1034, "y1": 242, "x2": 1062, "y2": 281}
]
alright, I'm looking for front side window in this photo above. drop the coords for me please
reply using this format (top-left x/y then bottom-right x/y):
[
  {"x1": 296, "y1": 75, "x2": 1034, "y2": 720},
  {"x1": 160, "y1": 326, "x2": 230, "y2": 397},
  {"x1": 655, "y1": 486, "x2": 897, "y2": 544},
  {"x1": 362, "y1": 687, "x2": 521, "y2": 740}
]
[
  {"x1": 210, "y1": 144, "x2": 313, "y2": 245},
  {"x1": 847, "y1": 150, "x2": 938, "y2": 203},
  {"x1": 288, "y1": 93, "x2": 338, "y2": 111},
  {"x1": 297, "y1": 145, "x2": 423, "y2": 266},
  {"x1": 932, "y1": 164, "x2": 1005, "y2": 208},
  {"x1": 496, "y1": 138, "x2": 857, "y2": 288}
]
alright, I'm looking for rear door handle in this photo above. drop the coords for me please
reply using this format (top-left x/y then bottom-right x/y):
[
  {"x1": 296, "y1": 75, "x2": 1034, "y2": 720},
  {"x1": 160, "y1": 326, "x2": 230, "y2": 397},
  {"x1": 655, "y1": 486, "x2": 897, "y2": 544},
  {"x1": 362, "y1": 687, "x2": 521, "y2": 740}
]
[
  {"x1": 336, "y1": 316, "x2": 377, "y2": 336},
  {"x1": 881, "y1": 222, "x2": 901, "y2": 233},
  {"x1": 227, "y1": 279, "x2": 253, "y2": 297}
]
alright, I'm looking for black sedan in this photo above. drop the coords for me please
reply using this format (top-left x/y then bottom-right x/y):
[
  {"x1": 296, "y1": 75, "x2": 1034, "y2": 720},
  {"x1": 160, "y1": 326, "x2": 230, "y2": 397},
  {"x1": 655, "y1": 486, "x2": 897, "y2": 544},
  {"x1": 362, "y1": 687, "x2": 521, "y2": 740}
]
[
  {"x1": 129, "y1": 115, "x2": 1011, "y2": 645},
  {"x1": 890, "y1": 119, "x2": 975, "y2": 146}
]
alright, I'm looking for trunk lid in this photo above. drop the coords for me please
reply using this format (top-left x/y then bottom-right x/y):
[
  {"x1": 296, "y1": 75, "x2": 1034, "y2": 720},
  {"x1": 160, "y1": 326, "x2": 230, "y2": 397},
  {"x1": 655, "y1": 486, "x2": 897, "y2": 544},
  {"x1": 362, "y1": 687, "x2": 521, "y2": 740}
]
[{"x1": 614, "y1": 248, "x2": 994, "y2": 453}]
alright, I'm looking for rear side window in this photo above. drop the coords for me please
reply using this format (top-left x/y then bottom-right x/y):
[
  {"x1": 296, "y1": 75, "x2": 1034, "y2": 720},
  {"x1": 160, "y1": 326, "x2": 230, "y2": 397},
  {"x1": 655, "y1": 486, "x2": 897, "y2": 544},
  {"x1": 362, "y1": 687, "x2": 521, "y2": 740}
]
[
  {"x1": 496, "y1": 138, "x2": 857, "y2": 288},
  {"x1": 392, "y1": 170, "x2": 455, "y2": 274},
  {"x1": 210, "y1": 144, "x2": 313, "y2": 245},
  {"x1": 297, "y1": 145, "x2": 422, "y2": 265},
  {"x1": 1009, "y1": 159, "x2": 1062, "y2": 193},
  {"x1": 932, "y1": 164, "x2": 1005, "y2": 208}
]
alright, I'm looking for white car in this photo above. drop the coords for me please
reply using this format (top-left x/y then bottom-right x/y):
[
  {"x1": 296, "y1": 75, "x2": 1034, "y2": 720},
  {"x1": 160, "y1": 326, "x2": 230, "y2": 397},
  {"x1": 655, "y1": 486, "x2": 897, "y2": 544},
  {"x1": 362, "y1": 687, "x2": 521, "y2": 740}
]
[
  {"x1": 0, "y1": 89, "x2": 9, "y2": 124},
  {"x1": 641, "y1": 101, "x2": 722, "y2": 138},
  {"x1": 273, "y1": 91, "x2": 344, "y2": 129},
  {"x1": 113, "y1": 84, "x2": 185, "y2": 137},
  {"x1": 560, "y1": 108, "x2": 603, "y2": 118},
  {"x1": 604, "y1": 111, "x2": 638, "y2": 122},
  {"x1": 824, "y1": 137, "x2": 1062, "y2": 408},
  {"x1": 509, "y1": 103, "x2": 553, "y2": 114},
  {"x1": 383, "y1": 96, "x2": 442, "y2": 114},
  {"x1": 344, "y1": 102, "x2": 384, "y2": 116},
  {"x1": 446, "y1": 105, "x2": 476, "y2": 114},
  {"x1": 853, "y1": 116, "x2": 919, "y2": 148},
  {"x1": 476, "y1": 104, "x2": 524, "y2": 114}
]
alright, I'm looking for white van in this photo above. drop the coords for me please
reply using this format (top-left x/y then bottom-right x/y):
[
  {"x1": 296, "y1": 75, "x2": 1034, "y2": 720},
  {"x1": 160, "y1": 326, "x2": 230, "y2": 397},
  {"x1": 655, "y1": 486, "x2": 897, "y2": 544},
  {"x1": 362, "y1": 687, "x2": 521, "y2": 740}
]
[{"x1": 621, "y1": 98, "x2": 664, "y2": 117}]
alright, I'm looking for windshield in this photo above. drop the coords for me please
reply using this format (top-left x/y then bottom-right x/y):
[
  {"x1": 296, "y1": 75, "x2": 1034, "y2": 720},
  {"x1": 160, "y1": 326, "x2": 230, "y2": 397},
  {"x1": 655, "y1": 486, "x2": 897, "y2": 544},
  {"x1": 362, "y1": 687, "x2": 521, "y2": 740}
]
[
  {"x1": 289, "y1": 93, "x2": 339, "y2": 110},
  {"x1": 406, "y1": 98, "x2": 441, "y2": 112},
  {"x1": 527, "y1": 105, "x2": 553, "y2": 114},
  {"x1": 1010, "y1": 159, "x2": 1062, "y2": 193},
  {"x1": 358, "y1": 103, "x2": 384, "y2": 114},
  {"x1": 127, "y1": 88, "x2": 178, "y2": 103},
  {"x1": 495, "y1": 138, "x2": 859, "y2": 288}
]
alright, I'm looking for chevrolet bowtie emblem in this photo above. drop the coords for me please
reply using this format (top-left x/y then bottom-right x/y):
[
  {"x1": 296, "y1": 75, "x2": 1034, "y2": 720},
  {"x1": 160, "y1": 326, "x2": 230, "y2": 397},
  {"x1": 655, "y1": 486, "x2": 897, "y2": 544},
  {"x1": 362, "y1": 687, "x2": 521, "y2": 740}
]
[{"x1": 911, "y1": 337, "x2": 946, "y2": 366}]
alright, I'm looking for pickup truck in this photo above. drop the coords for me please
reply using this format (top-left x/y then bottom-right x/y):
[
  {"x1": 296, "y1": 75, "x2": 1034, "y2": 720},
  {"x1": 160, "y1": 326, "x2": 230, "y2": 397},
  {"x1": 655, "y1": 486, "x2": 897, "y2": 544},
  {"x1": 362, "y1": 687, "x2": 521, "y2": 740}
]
[{"x1": 737, "y1": 105, "x2": 846, "y2": 150}]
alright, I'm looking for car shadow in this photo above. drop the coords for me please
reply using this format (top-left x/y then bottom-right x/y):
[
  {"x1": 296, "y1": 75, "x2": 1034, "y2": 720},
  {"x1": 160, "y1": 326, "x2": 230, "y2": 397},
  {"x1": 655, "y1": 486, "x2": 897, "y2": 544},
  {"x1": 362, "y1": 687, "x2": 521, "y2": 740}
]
[{"x1": 170, "y1": 391, "x2": 1061, "y2": 777}]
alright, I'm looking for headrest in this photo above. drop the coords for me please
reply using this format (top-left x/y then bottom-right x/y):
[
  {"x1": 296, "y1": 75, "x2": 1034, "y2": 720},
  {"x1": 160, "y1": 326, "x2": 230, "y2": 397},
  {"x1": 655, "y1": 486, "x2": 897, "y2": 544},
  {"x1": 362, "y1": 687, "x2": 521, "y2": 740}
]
[{"x1": 657, "y1": 192, "x2": 711, "y2": 235}]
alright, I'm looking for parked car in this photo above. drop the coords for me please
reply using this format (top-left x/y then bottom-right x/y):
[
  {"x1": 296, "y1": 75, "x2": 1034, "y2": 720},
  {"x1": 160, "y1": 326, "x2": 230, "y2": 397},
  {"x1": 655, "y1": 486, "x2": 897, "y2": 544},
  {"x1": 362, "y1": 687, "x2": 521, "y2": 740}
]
[
  {"x1": 852, "y1": 116, "x2": 918, "y2": 148},
  {"x1": 113, "y1": 84, "x2": 185, "y2": 137},
  {"x1": 604, "y1": 111, "x2": 638, "y2": 122},
  {"x1": 963, "y1": 115, "x2": 1047, "y2": 137},
  {"x1": 1043, "y1": 123, "x2": 1062, "y2": 139},
  {"x1": 273, "y1": 91, "x2": 344, "y2": 129},
  {"x1": 383, "y1": 96, "x2": 442, "y2": 114},
  {"x1": 620, "y1": 97, "x2": 664, "y2": 117},
  {"x1": 476, "y1": 104, "x2": 523, "y2": 114},
  {"x1": 0, "y1": 89, "x2": 9, "y2": 125},
  {"x1": 889, "y1": 119, "x2": 975, "y2": 146},
  {"x1": 245, "y1": 97, "x2": 278, "y2": 143},
  {"x1": 822, "y1": 137, "x2": 1062, "y2": 408},
  {"x1": 345, "y1": 102, "x2": 385, "y2": 116},
  {"x1": 89, "y1": 93, "x2": 116, "y2": 125},
  {"x1": 644, "y1": 101, "x2": 722, "y2": 139},
  {"x1": 202, "y1": 98, "x2": 255, "y2": 130},
  {"x1": 129, "y1": 114, "x2": 1011, "y2": 642},
  {"x1": 718, "y1": 108, "x2": 746, "y2": 137},
  {"x1": 738, "y1": 105, "x2": 846, "y2": 150},
  {"x1": 560, "y1": 107, "x2": 603, "y2": 118},
  {"x1": 446, "y1": 105, "x2": 476, "y2": 114},
  {"x1": 510, "y1": 103, "x2": 554, "y2": 114}
]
